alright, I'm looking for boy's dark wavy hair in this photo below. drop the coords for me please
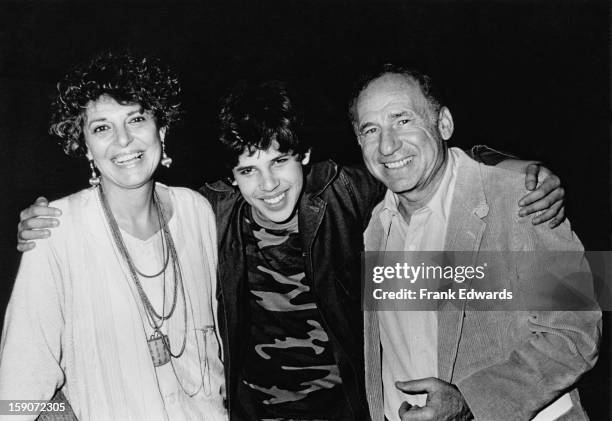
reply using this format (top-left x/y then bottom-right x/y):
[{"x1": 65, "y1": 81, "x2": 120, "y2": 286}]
[
  {"x1": 50, "y1": 51, "x2": 182, "y2": 157},
  {"x1": 218, "y1": 80, "x2": 310, "y2": 170}
]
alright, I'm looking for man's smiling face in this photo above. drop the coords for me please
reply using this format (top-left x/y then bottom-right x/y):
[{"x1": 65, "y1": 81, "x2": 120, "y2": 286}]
[
  {"x1": 354, "y1": 73, "x2": 450, "y2": 202},
  {"x1": 232, "y1": 141, "x2": 310, "y2": 224}
]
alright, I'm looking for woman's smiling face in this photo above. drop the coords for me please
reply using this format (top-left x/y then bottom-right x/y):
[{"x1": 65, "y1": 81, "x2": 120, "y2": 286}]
[{"x1": 84, "y1": 95, "x2": 165, "y2": 192}]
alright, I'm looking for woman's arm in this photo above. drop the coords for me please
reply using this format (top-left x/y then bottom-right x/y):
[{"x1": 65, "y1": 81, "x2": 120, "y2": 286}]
[{"x1": 0, "y1": 236, "x2": 66, "y2": 414}]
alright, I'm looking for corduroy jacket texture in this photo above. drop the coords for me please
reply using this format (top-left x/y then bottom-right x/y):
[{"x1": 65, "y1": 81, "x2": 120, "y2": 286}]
[{"x1": 364, "y1": 149, "x2": 601, "y2": 421}]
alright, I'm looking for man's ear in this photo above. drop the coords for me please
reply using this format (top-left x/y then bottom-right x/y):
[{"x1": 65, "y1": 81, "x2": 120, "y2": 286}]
[
  {"x1": 437, "y1": 107, "x2": 454, "y2": 141},
  {"x1": 352, "y1": 124, "x2": 361, "y2": 144},
  {"x1": 301, "y1": 149, "x2": 311, "y2": 165}
]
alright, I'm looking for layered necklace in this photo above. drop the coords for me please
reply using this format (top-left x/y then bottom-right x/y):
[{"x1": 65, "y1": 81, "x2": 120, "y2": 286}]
[
  {"x1": 97, "y1": 184, "x2": 187, "y2": 367},
  {"x1": 97, "y1": 183, "x2": 214, "y2": 396}
]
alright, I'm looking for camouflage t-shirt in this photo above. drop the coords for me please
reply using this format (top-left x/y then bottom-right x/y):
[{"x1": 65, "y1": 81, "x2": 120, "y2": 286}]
[{"x1": 240, "y1": 210, "x2": 344, "y2": 420}]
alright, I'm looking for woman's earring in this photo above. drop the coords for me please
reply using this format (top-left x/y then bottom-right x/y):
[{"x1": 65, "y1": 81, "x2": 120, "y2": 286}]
[
  {"x1": 88, "y1": 160, "x2": 100, "y2": 187},
  {"x1": 161, "y1": 140, "x2": 173, "y2": 168}
]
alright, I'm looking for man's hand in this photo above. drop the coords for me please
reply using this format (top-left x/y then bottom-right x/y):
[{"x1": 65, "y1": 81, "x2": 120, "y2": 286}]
[
  {"x1": 396, "y1": 377, "x2": 473, "y2": 421},
  {"x1": 519, "y1": 163, "x2": 564, "y2": 227},
  {"x1": 17, "y1": 196, "x2": 62, "y2": 252},
  {"x1": 495, "y1": 159, "x2": 565, "y2": 228}
]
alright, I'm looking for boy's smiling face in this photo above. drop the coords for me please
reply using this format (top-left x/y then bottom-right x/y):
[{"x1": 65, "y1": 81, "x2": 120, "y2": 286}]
[{"x1": 232, "y1": 141, "x2": 310, "y2": 225}]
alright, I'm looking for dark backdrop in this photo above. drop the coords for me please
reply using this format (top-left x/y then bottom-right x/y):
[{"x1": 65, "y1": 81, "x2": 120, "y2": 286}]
[{"x1": 0, "y1": 0, "x2": 610, "y2": 417}]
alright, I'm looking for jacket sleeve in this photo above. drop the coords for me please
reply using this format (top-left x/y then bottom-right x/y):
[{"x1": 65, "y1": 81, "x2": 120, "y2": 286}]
[
  {"x1": 0, "y1": 237, "x2": 66, "y2": 413},
  {"x1": 466, "y1": 144, "x2": 518, "y2": 166},
  {"x1": 456, "y1": 218, "x2": 601, "y2": 420},
  {"x1": 340, "y1": 165, "x2": 387, "y2": 228},
  {"x1": 198, "y1": 185, "x2": 218, "y2": 213}
]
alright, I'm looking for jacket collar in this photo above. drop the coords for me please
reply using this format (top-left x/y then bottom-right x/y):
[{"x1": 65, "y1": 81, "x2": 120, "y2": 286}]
[
  {"x1": 297, "y1": 160, "x2": 339, "y2": 264},
  {"x1": 204, "y1": 178, "x2": 237, "y2": 193},
  {"x1": 443, "y1": 148, "x2": 489, "y2": 250},
  {"x1": 302, "y1": 159, "x2": 339, "y2": 198}
]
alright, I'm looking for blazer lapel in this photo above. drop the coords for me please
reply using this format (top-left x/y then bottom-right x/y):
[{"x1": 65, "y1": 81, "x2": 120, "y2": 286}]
[{"x1": 438, "y1": 149, "x2": 489, "y2": 383}]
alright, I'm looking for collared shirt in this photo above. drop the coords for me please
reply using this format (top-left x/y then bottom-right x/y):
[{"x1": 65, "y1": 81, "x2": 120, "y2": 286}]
[{"x1": 374, "y1": 148, "x2": 459, "y2": 421}]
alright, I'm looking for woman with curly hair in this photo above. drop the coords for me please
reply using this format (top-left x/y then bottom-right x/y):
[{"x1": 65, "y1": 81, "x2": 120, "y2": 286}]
[{"x1": 0, "y1": 52, "x2": 227, "y2": 420}]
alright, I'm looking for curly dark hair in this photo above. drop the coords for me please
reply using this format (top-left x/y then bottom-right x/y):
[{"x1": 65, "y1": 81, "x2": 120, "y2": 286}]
[
  {"x1": 347, "y1": 63, "x2": 443, "y2": 127},
  {"x1": 50, "y1": 51, "x2": 182, "y2": 157},
  {"x1": 217, "y1": 80, "x2": 310, "y2": 170}
]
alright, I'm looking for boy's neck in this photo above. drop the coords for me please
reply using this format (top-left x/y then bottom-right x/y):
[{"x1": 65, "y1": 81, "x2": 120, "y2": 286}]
[{"x1": 251, "y1": 207, "x2": 299, "y2": 231}]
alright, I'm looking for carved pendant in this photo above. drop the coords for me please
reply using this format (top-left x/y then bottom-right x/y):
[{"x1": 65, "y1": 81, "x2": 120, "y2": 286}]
[{"x1": 148, "y1": 331, "x2": 171, "y2": 367}]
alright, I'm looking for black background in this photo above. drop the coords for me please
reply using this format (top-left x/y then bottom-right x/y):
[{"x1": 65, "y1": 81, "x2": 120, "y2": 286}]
[{"x1": 0, "y1": 0, "x2": 610, "y2": 417}]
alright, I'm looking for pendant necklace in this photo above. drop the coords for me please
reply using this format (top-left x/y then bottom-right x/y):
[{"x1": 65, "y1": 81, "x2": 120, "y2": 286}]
[{"x1": 98, "y1": 184, "x2": 187, "y2": 367}]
